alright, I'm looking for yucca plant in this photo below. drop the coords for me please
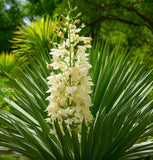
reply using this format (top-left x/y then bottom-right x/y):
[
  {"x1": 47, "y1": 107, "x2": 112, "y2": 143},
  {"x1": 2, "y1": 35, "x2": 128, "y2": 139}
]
[{"x1": 0, "y1": 4, "x2": 153, "y2": 160}]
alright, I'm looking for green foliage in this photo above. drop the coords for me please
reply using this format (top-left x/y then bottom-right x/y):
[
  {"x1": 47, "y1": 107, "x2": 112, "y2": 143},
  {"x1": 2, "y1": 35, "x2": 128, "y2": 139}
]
[
  {"x1": 90, "y1": 43, "x2": 153, "y2": 116},
  {"x1": 11, "y1": 15, "x2": 57, "y2": 63},
  {"x1": 0, "y1": 52, "x2": 18, "y2": 110},
  {"x1": 0, "y1": 42, "x2": 152, "y2": 160},
  {"x1": 23, "y1": 0, "x2": 60, "y2": 18},
  {"x1": 0, "y1": 0, "x2": 61, "y2": 52},
  {"x1": 0, "y1": 77, "x2": 12, "y2": 110},
  {"x1": 0, "y1": 156, "x2": 21, "y2": 160},
  {"x1": 0, "y1": 52, "x2": 19, "y2": 77},
  {"x1": 0, "y1": 0, "x2": 24, "y2": 52}
]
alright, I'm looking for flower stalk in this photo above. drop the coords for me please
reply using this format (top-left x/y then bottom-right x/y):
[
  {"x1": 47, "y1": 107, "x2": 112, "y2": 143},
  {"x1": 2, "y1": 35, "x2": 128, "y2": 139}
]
[{"x1": 46, "y1": 4, "x2": 93, "y2": 133}]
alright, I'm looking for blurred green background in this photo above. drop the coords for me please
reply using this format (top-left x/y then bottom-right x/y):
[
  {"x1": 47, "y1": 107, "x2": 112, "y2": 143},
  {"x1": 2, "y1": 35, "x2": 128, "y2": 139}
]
[{"x1": 0, "y1": 0, "x2": 153, "y2": 69}]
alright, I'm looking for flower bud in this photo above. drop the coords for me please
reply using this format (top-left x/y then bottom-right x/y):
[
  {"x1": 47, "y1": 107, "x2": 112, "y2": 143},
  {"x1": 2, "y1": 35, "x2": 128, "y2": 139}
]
[
  {"x1": 57, "y1": 31, "x2": 64, "y2": 38},
  {"x1": 85, "y1": 41, "x2": 90, "y2": 45},
  {"x1": 68, "y1": 11, "x2": 71, "y2": 16},
  {"x1": 55, "y1": 27, "x2": 60, "y2": 31},
  {"x1": 73, "y1": 19, "x2": 80, "y2": 25},
  {"x1": 81, "y1": 23, "x2": 85, "y2": 28},
  {"x1": 60, "y1": 21, "x2": 67, "y2": 27},
  {"x1": 47, "y1": 38, "x2": 52, "y2": 43},
  {"x1": 53, "y1": 42, "x2": 58, "y2": 46},
  {"x1": 61, "y1": 14, "x2": 66, "y2": 20},
  {"x1": 75, "y1": 28, "x2": 81, "y2": 33},
  {"x1": 56, "y1": 23, "x2": 60, "y2": 28},
  {"x1": 54, "y1": 30, "x2": 58, "y2": 34},
  {"x1": 73, "y1": 6, "x2": 78, "y2": 10},
  {"x1": 47, "y1": 64, "x2": 52, "y2": 69},
  {"x1": 77, "y1": 12, "x2": 82, "y2": 17}
]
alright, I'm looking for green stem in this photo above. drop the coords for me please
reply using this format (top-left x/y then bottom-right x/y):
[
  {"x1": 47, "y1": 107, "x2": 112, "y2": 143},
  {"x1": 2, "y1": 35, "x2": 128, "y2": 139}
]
[
  {"x1": 68, "y1": 18, "x2": 72, "y2": 86},
  {"x1": 67, "y1": 16, "x2": 72, "y2": 107}
]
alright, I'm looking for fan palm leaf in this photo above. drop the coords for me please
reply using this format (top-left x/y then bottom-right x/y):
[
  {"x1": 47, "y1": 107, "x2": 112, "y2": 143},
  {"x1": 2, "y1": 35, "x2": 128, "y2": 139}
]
[{"x1": 10, "y1": 15, "x2": 57, "y2": 63}]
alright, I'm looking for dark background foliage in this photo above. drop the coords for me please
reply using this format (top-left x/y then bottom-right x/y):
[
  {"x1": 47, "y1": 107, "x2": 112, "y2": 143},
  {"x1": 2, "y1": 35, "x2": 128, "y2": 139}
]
[{"x1": 0, "y1": 0, "x2": 153, "y2": 69}]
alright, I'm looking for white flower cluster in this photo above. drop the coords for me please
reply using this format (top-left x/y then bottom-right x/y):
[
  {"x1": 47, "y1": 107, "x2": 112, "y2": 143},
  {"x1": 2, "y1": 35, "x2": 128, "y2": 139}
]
[{"x1": 46, "y1": 6, "x2": 93, "y2": 133}]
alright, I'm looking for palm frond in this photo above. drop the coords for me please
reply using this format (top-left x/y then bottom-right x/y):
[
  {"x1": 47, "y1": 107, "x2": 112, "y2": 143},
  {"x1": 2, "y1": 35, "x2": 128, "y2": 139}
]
[
  {"x1": 0, "y1": 52, "x2": 20, "y2": 77},
  {"x1": 10, "y1": 15, "x2": 57, "y2": 62}
]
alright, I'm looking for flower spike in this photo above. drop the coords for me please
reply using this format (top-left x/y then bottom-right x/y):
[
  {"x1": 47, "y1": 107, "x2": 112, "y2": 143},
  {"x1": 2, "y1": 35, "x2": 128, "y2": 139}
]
[{"x1": 46, "y1": 4, "x2": 93, "y2": 134}]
